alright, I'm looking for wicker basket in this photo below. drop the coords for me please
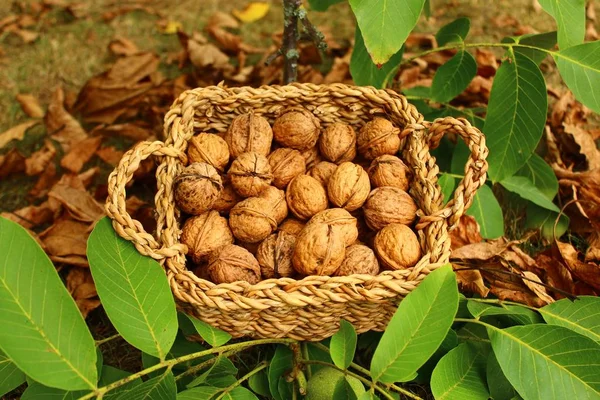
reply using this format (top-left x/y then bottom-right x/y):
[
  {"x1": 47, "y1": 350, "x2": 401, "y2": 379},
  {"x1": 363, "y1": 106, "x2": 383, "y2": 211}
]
[{"x1": 105, "y1": 83, "x2": 488, "y2": 341}]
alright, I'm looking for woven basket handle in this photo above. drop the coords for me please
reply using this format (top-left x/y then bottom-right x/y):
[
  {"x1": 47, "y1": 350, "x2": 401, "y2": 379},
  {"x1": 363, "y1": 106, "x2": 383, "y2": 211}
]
[
  {"x1": 105, "y1": 140, "x2": 187, "y2": 261},
  {"x1": 406, "y1": 116, "x2": 488, "y2": 231}
]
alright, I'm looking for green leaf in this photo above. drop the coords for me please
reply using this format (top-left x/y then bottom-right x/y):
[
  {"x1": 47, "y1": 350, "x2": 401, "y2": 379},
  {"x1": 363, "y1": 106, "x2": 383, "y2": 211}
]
[
  {"x1": 484, "y1": 52, "x2": 547, "y2": 181},
  {"x1": 540, "y1": 297, "x2": 600, "y2": 344},
  {"x1": 516, "y1": 154, "x2": 558, "y2": 199},
  {"x1": 21, "y1": 382, "x2": 89, "y2": 400},
  {"x1": 100, "y1": 366, "x2": 143, "y2": 400},
  {"x1": 456, "y1": 323, "x2": 489, "y2": 344},
  {"x1": 0, "y1": 350, "x2": 25, "y2": 397},
  {"x1": 487, "y1": 352, "x2": 518, "y2": 400},
  {"x1": 431, "y1": 50, "x2": 477, "y2": 103},
  {"x1": 308, "y1": 0, "x2": 345, "y2": 11},
  {"x1": 538, "y1": 0, "x2": 585, "y2": 49},
  {"x1": 248, "y1": 370, "x2": 271, "y2": 397},
  {"x1": 415, "y1": 329, "x2": 459, "y2": 383},
  {"x1": 488, "y1": 324, "x2": 600, "y2": 400},
  {"x1": 436, "y1": 17, "x2": 470, "y2": 46},
  {"x1": 503, "y1": 32, "x2": 557, "y2": 65},
  {"x1": 349, "y1": 0, "x2": 425, "y2": 64},
  {"x1": 450, "y1": 140, "x2": 470, "y2": 175},
  {"x1": 221, "y1": 387, "x2": 259, "y2": 400},
  {"x1": 87, "y1": 217, "x2": 177, "y2": 359},
  {"x1": 431, "y1": 342, "x2": 489, "y2": 400},
  {"x1": 358, "y1": 391, "x2": 378, "y2": 400},
  {"x1": 438, "y1": 174, "x2": 456, "y2": 205},
  {"x1": 330, "y1": 320, "x2": 357, "y2": 369},
  {"x1": 187, "y1": 356, "x2": 237, "y2": 388},
  {"x1": 525, "y1": 203, "x2": 569, "y2": 240},
  {"x1": 333, "y1": 377, "x2": 359, "y2": 400},
  {"x1": 113, "y1": 371, "x2": 176, "y2": 400},
  {"x1": 350, "y1": 26, "x2": 404, "y2": 88},
  {"x1": 500, "y1": 176, "x2": 560, "y2": 212},
  {"x1": 467, "y1": 301, "x2": 542, "y2": 325},
  {"x1": 269, "y1": 345, "x2": 293, "y2": 400},
  {"x1": 465, "y1": 185, "x2": 504, "y2": 239},
  {"x1": 187, "y1": 315, "x2": 232, "y2": 347},
  {"x1": 0, "y1": 217, "x2": 97, "y2": 390},
  {"x1": 177, "y1": 385, "x2": 221, "y2": 400},
  {"x1": 370, "y1": 265, "x2": 459, "y2": 383},
  {"x1": 554, "y1": 41, "x2": 600, "y2": 114},
  {"x1": 423, "y1": 0, "x2": 430, "y2": 18}
]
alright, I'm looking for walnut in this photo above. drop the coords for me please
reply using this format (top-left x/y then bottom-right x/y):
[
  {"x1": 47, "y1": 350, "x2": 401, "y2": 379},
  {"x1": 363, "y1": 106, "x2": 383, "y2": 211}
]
[
  {"x1": 306, "y1": 208, "x2": 358, "y2": 246},
  {"x1": 229, "y1": 152, "x2": 273, "y2": 197},
  {"x1": 374, "y1": 223, "x2": 421, "y2": 270},
  {"x1": 363, "y1": 187, "x2": 417, "y2": 230},
  {"x1": 192, "y1": 263, "x2": 211, "y2": 281},
  {"x1": 300, "y1": 146, "x2": 322, "y2": 170},
  {"x1": 256, "y1": 231, "x2": 297, "y2": 279},
  {"x1": 292, "y1": 222, "x2": 346, "y2": 276},
  {"x1": 259, "y1": 186, "x2": 288, "y2": 224},
  {"x1": 224, "y1": 113, "x2": 273, "y2": 157},
  {"x1": 278, "y1": 218, "x2": 305, "y2": 235},
  {"x1": 238, "y1": 240, "x2": 260, "y2": 255},
  {"x1": 229, "y1": 197, "x2": 277, "y2": 243},
  {"x1": 357, "y1": 118, "x2": 401, "y2": 160},
  {"x1": 268, "y1": 148, "x2": 306, "y2": 189},
  {"x1": 187, "y1": 133, "x2": 230, "y2": 172},
  {"x1": 368, "y1": 155, "x2": 411, "y2": 190},
  {"x1": 327, "y1": 162, "x2": 370, "y2": 211},
  {"x1": 208, "y1": 244, "x2": 261, "y2": 284},
  {"x1": 273, "y1": 108, "x2": 320, "y2": 150},
  {"x1": 212, "y1": 183, "x2": 241, "y2": 214},
  {"x1": 334, "y1": 244, "x2": 380, "y2": 276},
  {"x1": 286, "y1": 175, "x2": 328, "y2": 220},
  {"x1": 181, "y1": 211, "x2": 234, "y2": 263},
  {"x1": 319, "y1": 123, "x2": 356, "y2": 164},
  {"x1": 308, "y1": 161, "x2": 337, "y2": 187},
  {"x1": 174, "y1": 163, "x2": 222, "y2": 215}
]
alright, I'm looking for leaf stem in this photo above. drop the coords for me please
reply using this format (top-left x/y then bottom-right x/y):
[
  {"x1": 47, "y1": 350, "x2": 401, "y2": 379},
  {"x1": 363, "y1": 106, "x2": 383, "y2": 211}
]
[
  {"x1": 78, "y1": 338, "x2": 296, "y2": 400},
  {"x1": 174, "y1": 349, "x2": 238, "y2": 382},
  {"x1": 95, "y1": 333, "x2": 121, "y2": 346},
  {"x1": 466, "y1": 297, "x2": 541, "y2": 312},
  {"x1": 214, "y1": 361, "x2": 269, "y2": 400}
]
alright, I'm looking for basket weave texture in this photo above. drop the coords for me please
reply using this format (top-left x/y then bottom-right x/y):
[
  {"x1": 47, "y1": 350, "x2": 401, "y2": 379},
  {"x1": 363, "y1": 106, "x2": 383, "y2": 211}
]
[{"x1": 105, "y1": 83, "x2": 488, "y2": 341}]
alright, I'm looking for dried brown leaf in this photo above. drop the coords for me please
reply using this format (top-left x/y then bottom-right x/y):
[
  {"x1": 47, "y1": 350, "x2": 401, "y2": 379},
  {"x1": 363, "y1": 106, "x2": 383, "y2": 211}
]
[
  {"x1": 29, "y1": 162, "x2": 58, "y2": 198},
  {"x1": 48, "y1": 175, "x2": 104, "y2": 222},
  {"x1": 66, "y1": 268, "x2": 100, "y2": 317},
  {"x1": 108, "y1": 36, "x2": 139, "y2": 56},
  {"x1": 451, "y1": 238, "x2": 509, "y2": 261},
  {"x1": 40, "y1": 217, "x2": 89, "y2": 260},
  {"x1": 60, "y1": 136, "x2": 103, "y2": 173},
  {"x1": 521, "y1": 271, "x2": 554, "y2": 304},
  {"x1": 536, "y1": 252, "x2": 574, "y2": 298},
  {"x1": 207, "y1": 11, "x2": 240, "y2": 30},
  {"x1": 13, "y1": 29, "x2": 38, "y2": 43},
  {"x1": 96, "y1": 146, "x2": 124, "y2": 166},
  {"x1": 453, "y1": 265, "x2": 490, "y2": 297},
  {"x1": 92, "y1": 122, "x2": 153, "y2": 141},
  {"x1": 45, "y1": 87, "x2": 87, "y2": 151},
  {"x1": 16, "y1": 94, "x2": 44, "y2": 118},
  {"x1": 0, "y1": 201, "x2": 54, "y2": 230},
  {"x1": 25, "y1": 140, "x2": 56, "y2": 176},
  {"x1": 563, "y1": 123, "x2": 600, "y2": 170},
  {"x1": 556, "y1": 240, "x2": 600, "y2": 290},
  {"x1": 188, "y1": 41, "x2": 231, "y2": 69},
  {"x1": 0, "y1": 120, "x2": 38, "y2": 148},
  {"x1": 450, "y1": 215, "x2": 482, "y2": 249}
]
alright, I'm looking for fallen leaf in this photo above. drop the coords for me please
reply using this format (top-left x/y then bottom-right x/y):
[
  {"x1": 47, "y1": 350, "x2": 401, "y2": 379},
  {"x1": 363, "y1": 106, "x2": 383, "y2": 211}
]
[
  {"x1": 232, "y1": 2, "x2": 270, "y2": 23},
  {"x1": 188, "y1": 41, "x2": 231, "y2": 69},
  {"x1": 13, "y1": 29, "x2": 38, "y2": 43},
  {"x1": 556, "y1": 240, "x2": 600, "y2": 290},
  {"x1": 521, "y1": 271, "x2": 554, "y2": 304},
  {"x1": 208, "y1": 11, "x2": 239, "y2": 29},
  {"x1": 0, "y1": 201, "x2": 54, "y2": 230},
  {"x1": 92, "y1": 122, "x2": 153, "y2": 141},
  {"x1": 78, "y1": 167, "x2": 99, "y2": 188},
  {"x1": 489, "y1": 287, "x2": 546, "y2": 307},
  {"x1": 60, "y1": 136, "x2": 103, "y2": 173},
  {"x1": 451, "y1": 238, "x2": 510, "y2": 261},
  {"x1": 158, "y1": 20, "x2": 182, "y2": 34},
  {"x1": 207, "y1": 25, "x2": 242, "y2": 53},
  {"x1": 40, "y1": 217, "x2": 89, "y2": 261},
  {"x1": 45, "y1": 87, "x2": 87, "y2": 151},
  {"x1": 16, "y1": 94, "x2": 44, "y2": 118},
  {"x1": 0, "y1": 120, "x2": 38, "y2": 149},
  {"x1": 536, "y1": 252, "x2": 574, "y2": 299},
  {"x1": 29, "y1": 162, "x2": 58, "y2": 198},
  {"x1": 102, "y1": 4, "x2": 160, "y2": 22},
  {"x1": 563, "y1": 123, "x2": 600, "y2": 170},
  {"x1": 25, "y1": 140, "x2": 57, "y2": 176},
  {"x1": 96, "y1": 146, "x2": 124, "y2": 166},
  {"x1": 66, "y1": 268, "x2": 100, "y2": 317},
  {"x1": 450, "y1": 215, "x2": 482, "y2": 249},
  {"x1": 48, "y1": 175, "x2": 104, "y2": 222},
  {"x1": 108, "y1": 36, "x2": 139, "y2": 56},
  {"x1": 475, "y1": 48, "x2": 498, "y2": 78},
  {"x1": 453, "y1": 266, "x2": 490, "y2": 297}
]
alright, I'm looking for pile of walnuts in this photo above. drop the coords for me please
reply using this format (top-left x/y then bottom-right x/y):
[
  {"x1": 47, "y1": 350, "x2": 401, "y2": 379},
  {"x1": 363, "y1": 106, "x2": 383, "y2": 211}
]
[{"x1": 174, "y1": 108, "x2": 422, "y2": 285}]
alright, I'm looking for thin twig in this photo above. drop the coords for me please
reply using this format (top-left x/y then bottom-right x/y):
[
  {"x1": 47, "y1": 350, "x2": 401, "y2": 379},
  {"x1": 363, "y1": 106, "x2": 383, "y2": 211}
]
[
  {"x1": 95, "y1": 333, "x2": 121, "y2": 346},
  {"x1": 214, "y1": 362, "x2": 269, "y2": 400}
]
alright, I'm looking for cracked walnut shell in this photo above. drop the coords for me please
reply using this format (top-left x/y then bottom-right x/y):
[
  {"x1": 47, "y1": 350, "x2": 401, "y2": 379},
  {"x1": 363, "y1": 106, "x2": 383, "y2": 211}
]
[
  {"x1": 256, "y1": 231, "x2": 297, "y2": 279},
  {"x1": 363, "y1": 187, "x2": 417, "y2": 230},
  {"x1": 300, "y1": 146, "x2": 322, "y2": 170},
  {"x1": 174, "y1": 163, "x2": 222, "y2": 215},
  {"x1": 334, "y1": 244, "x2": 380, "y2": 276},
  {"x1": 306, "y1": 208, "x2": 358, "y2": 247},
  {"x1": 374, "y1": 223, "x2": 421, "y2": 270},
  {"x1": 357, "y1": 118, "x2": 401, "y2": 160},
  {"x1": 278, "y1": 218, "x2": 305, "y2": 235},
  {"x1": 273, "y1": 108, "x2": 320, "y2": 150},
  {"x1": 229, "y1": 197, "x2": 277, "y2": 243},
  {"x1": 208, "y1": 244, "x2": 261, "y2": 284},
  {"x1": 319, "y1": 123, "x2": 357, "y2": 164},
  {"x1": 286, "y1": 175, "x2": 328, "y2": 220},
  {"x1": 224, "y1": 113, "x2": 273, "y2": 157},
  {"x1": 268, "y1": 148, "x2": 306, "y2": 189},
  {"x1": 327, "y1": 162, "x2": 370, "y2": 211},
  {"x1": 181, "y1": 211, "x2": 234, "y2": 264},
  {"x1": 187, "y1": 133, "x2": 230, "y2": 172},
  {"x1": 368, "y1": 155, "x2": 411, "y2": 191},
  {"x1": 308, "y1": 161, "x2": 337, "y2": 187},
  {"x1": 259, "y1": 186, "x2": 288, "y2": 224},
  {"x1": 229, "y1": 152, "x2": 273, "y2": 198},
  {"x1": 212, "y1": 183, "x2": 241, "y2": 214},
  {"x1": 292, "y1": 222, "x2": 346, "y2": 276}
]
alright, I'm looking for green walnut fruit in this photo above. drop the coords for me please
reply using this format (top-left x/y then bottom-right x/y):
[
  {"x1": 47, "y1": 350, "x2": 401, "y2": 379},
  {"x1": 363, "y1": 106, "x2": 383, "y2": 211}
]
[{"x1": 305, "y1": 367, "x2": 365, "y2": 400}]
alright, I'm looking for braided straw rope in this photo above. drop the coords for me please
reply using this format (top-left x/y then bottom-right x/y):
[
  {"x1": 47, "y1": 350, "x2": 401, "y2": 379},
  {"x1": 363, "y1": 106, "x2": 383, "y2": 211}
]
[{"x1": 105, "y1": 83, "x2": 488, "y2": 341}]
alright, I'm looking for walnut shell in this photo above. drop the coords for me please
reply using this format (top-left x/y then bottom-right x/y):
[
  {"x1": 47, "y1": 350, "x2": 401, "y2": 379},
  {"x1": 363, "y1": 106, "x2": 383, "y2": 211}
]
[
  {"x1": 273, "y1": 108, "x2": 320, "y2": 150},
  {"x1": 238, "y1": 240, "x2": 260, "y2": 255},
  {"x1": 268, "y1": 148, "x2": 306, "y2": 189},
  {"x1": 374, "y1": 223, "x2": 421, "y2": 270},
  {"x1": 208, "y1": 244, "x2": 261, "y2": 284},
  {"x1": 229, "y1": 152, "x2": 273, "y2": 197},
  {"x1": 259, "y1": 186, "x2": 288, "y2": 224},
  {"x1": 300, "y1": 146, "x2": 322, "y2": 170},
  {"x1": 286, "y1": 175, "x2": 328, "y2": 220},
  {"x1": 363, "y1": 187, "x2": 417, "y2": 230},
  {"x1": 181, "y1": 211, "x2": 234, "y2": 263},
  {"x1": 212, "y1": 183, "x2": 241, "y2": 214},
  {"x1": 319, "y1": 123, "x2": 357, "y2": 164},
  {"x1": 174, "y1": 163, "x2": 223, "y2": 215},
  {"x1": 308, "y1": 161, "x2": 337, "y2": 187},
  {"x1": 187, "y1": 133, "x2": 230, "y2": 172},
  {"x1": 192, "y1": 263, "x2": 211, "y2": 281},
  {"x1": 229, "y1": 197, "x2": 277, "y2": 243},
  {"x1": 357, "y1": 118, "x2": 401, "y2": 160},
  {"x1": 256, "y1": 231, "x2": 297, "y2": 278},
  {"x1": 224, "y1": 113, "x2": 273, "y2": 157},
  {"x1": 327, "y1": 162, "x2": 370, "y2": 211},
  {"x1": 334, "y1": 244, "x2": 380, "y2": 276},
  {"x1": 368, "y1": 155, "x2": 411, "y2": 190},
  {"x1": 306, "y1": 208, "x2": 358, "y2": 246},
  {"x1": 278, "y1": 218, "x2": 305, "y2": 235},
  {"x1": 292, "y1": 222, "x2": 346, "y2": 276}
]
